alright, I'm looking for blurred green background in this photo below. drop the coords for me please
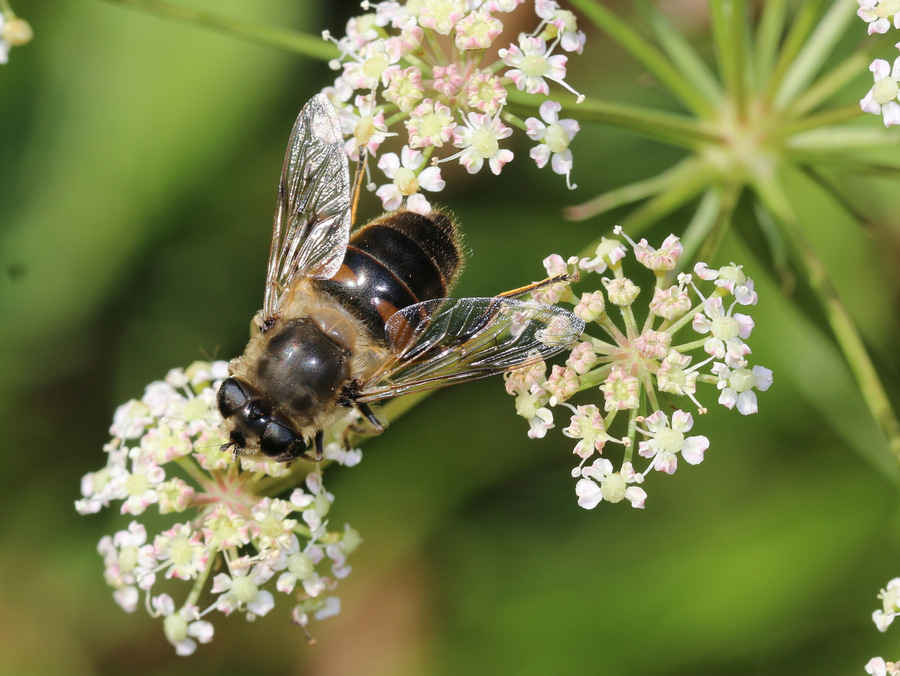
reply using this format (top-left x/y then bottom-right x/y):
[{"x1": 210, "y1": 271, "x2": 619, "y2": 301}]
[{"x1": 2, "y1": 1, "x2": 900, "y2": 674}]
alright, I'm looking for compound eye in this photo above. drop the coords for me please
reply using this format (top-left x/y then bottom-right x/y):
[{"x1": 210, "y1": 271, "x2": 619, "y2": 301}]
[
  {"x1": 260, "y1": 421, "x2": 307, "y2": 459},
  {"x1": 217, "y1": 378, "x2": 249, "y2": 418}
]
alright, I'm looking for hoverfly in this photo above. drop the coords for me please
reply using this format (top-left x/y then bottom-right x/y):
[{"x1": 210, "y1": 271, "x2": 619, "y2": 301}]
[{"x1": 217, "y1": 94, "x2": 585, "y2": 462}]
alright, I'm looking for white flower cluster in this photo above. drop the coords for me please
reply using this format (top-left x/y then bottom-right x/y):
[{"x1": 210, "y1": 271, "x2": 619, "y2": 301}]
[
  {"x1": 858, "y1": 1, "x2": 900, "y2": 125},
  {"x1": 76, "y1": 361, "x2": 362, "y2": 655},
  {"x1": 323, "y1": 0, "x2": 585, "y2": 212},
  {"x1": 504, "y1": 227, "x2": 773, "y2": 510}
]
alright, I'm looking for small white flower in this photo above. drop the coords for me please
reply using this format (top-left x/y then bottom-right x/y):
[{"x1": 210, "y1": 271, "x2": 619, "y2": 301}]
[
  {"x1": 692, "y1": 296, "x2": 754, "y2": 366},
  {"x1": 152, "y1": 594, "x2": 214, "y2": 656},
  {"x1": 578, "y1": 237, "x2": 627, "y2": 274},
  {"x1": 212, "y1": 561, "x2": 276, "y2": 618},
  {"x1": 376, "y1": 145, "x2": 445, "y2": 211},
  {"x1": 451, "y1": 111, "x2": 514, "y2": 174},
  {"x1": 525, "y1": 100, "x2": 579, "y2": 188},
  {"x1": 405, "y1": 98, "x2": 456, "y2": 148},
  {"x1": 115, "y1": 455, "x2": 166, "y2": 516},
  {"x1": 860, "y1": 56, "x2": 900, "y2": 127},
  {"x1": 324, "y1": 441, "x2": 363, "y2": 467},
  {"x1": 873, "y1": 577, "x2": 900, "y2": 631},
  {"x1": 866, "y1": 656, "x2": 900, "y2": 676},
  {"x1": 858, "y1": 0, "x2": 900, "y2": 34},
  {"x1": 712, "y1": 363, "x2": 773, "y2": 415},
  {"x1": 694, "y1": 262, "x2": 758, "y2": 305},
  {"x1": 500, "y1": 36, "x2": 569, "y2": 97},
  {"x1": 577, "y1": 458, "x2": 646, "y2": 509},
  {"x1": 274, "y1": 536, "x2": 317, "y2": 594},
  {"x1": 338, "y1": 94, "x2": 391, "y2": 159},
  {"x1": 637, "y1": 410, "x2": 709, "y2": 474},
  {"x1": 154, "y1": 523, "x2": 209, "y2": 580},
  {"x1": 528, "y1": 406, "x2": 554, "y2": 439},
  {"x1": 454, "y1": 9, "x2": 503, "y2": 50}
]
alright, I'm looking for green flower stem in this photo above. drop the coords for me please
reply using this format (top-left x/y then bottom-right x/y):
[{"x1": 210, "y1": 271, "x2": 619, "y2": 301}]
[
  {"x1": 772, "y1": 0, "x2": 857, "y2": 110},
  {"x1": 789, "y1": 153, "x2": 900, "y2": 179},
  {"x1": 186, "y1": 550, "x2": 218, "y2": 608},
  {"x1": 763, "y1": 0, "x2": 825, "y2": 105},
  {"x1": 578, "y1": 363, "x2": 614, "y2": 390},
  {"x1": 787, "y1": 51, "x2": 874, "y2": 118},
  {"x1": 777, "y1": 106, "x2": 865, "y2": 137},
  {"x1": 101, "y1": 0, "x2": 338, "y2": 61},
  {"x1": 506, "y1": 91, "x2": 721, "y2": 149},
  {"x1": 709, "y1": 0, "x2": 748, "y2": 118},
  {"x1": 633, "y1": 0, "x2": 721, "y2": 104},
  {"x1": 752, "y1": 173, "x2": 900, "y2": 464},
  {"x1": 623, "y1": 407, "x2": 640, "y2": 464},
  {"x1": 616, "y1": 159, "x2": 720, "y2": 237},
  {"x1": 673, "y1": 337, "x2": 708, "y2": 353},
  {"x1": 675, "y1": 188, "x2": 723, "y2": 272},
  {"x1": 0, "y1": 0, "x2": 14, "y2": 17},
  {"x1": 642, "y1": 372, "x2": 662, "y2": 413},
  {"x1": 567, "y1": 157, "x2": 718, "y2": 242},
  {"x1": 695, "y1": 184, "x2": 740, "y2": 265},
  {"x1": 175, "y1": 455, "x2": 213, "y2": 489},
  {"x1": 564, "y1": 159, "x2": 699, "y2": 221},
  {"x1": 292, "y1": 523, "x2": 313, "y2": 540},
  {"x1": 786, "y1": 128, "x2": 900, "y2": 152},
  {"x1": 564, "y1": 0, "x2": 714, "y2": 117},
  {"x1": 754, "y1": 0, "x2": 788, "y2": 87}
]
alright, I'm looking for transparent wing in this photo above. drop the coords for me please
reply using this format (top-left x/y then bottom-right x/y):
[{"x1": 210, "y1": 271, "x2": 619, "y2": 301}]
[
  {"x1": 355, "y1": 298, "x2": 585, "y2": 402},
  {"x1": 263, "y1": 94, "x2": 352, "y2": 319}
]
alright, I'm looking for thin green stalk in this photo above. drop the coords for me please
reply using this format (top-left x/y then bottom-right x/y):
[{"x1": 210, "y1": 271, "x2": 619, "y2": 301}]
[
  {"x1": 695, "y1": 183, "x2": 739, "y2": 264},
  {"x1": 786, "y1": 152, "x2": 900, "y2": 177},
  {"x1": 617, "y1": 159, "x2": 720, "y2": 237},
  {"x1": 506, "y1": 91, "x2": 722, "y2": 149},
  {"x1": 786, "y1": 128, "x2": 900, "y2": 152},
  {"x1": 754, "y1": 0, "x2": 788, "y2": 88},
  {"x1": 773, "y1": 0, "x2": 858, "y2": 109},
  {"x1": 764, "y1": 0, "x2": 825, "y2": 105},
  {"x1": 677, "y1": 182, "x2": 739, "y2": 272},
  {"x1": 565, "y1": 0, "x2": 714, "y2": 117},
  {"x1": 564, "y1": 158, "x2": 700, "y2": 221},
  {"x1": 186, "y1": 551, "x2": 218, "y2": 608},
  {"x1": 777, "y1": 105, "x2": 864, "y2": 137},
  {"x1": 751, "y1": 201, "x2": 791, "y2": 287},
  {"x1": 673, "y1": 188, "x2": 723, "y2": 273},
  {"x1": 787, "y1": 50, "x2": 874, "y2": 118},
  {"x1": 633, "y1": 0, "x2": 721, "y2": 104},
  {"x1": 102, "y1": 0, "x2": 338, "y2": 61},
  {"x1": 751, "y1": 173, "x2": 900, "y2": 465},
  {"x1": 710, "y1": 0, "x2": 749, "y2": 118}
]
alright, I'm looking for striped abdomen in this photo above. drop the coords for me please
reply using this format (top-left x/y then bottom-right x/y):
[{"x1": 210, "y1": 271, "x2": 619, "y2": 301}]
[{"x1": 317, "y1": 210, "x2": 462, "y2": 340}]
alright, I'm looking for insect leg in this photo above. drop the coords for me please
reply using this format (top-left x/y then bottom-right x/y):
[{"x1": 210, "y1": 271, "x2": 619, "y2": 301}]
[
  {"x1": 314, "y1": 429, "x2": 325, "y2": 462},
  {"x1": 350, "y1": 147, "x2": 368, "y2": 226},
  {"x1": 497, "y1": 272, "x2": 578, "y2": 299},
  {"x1": 357, "y1": 401, "x2": 385, "y2": 433}
]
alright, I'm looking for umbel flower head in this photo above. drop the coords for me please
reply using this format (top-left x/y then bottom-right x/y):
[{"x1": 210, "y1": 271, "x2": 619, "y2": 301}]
[
  {"x1": 76, "y1": 362, "x2": 362, "y2": 654},
  {"x1": 505, "y1": 228, "x2": 772, "y2": 510},
  {"x1": 322, "y1": 0, "x2": 585, "y2": 212}
]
